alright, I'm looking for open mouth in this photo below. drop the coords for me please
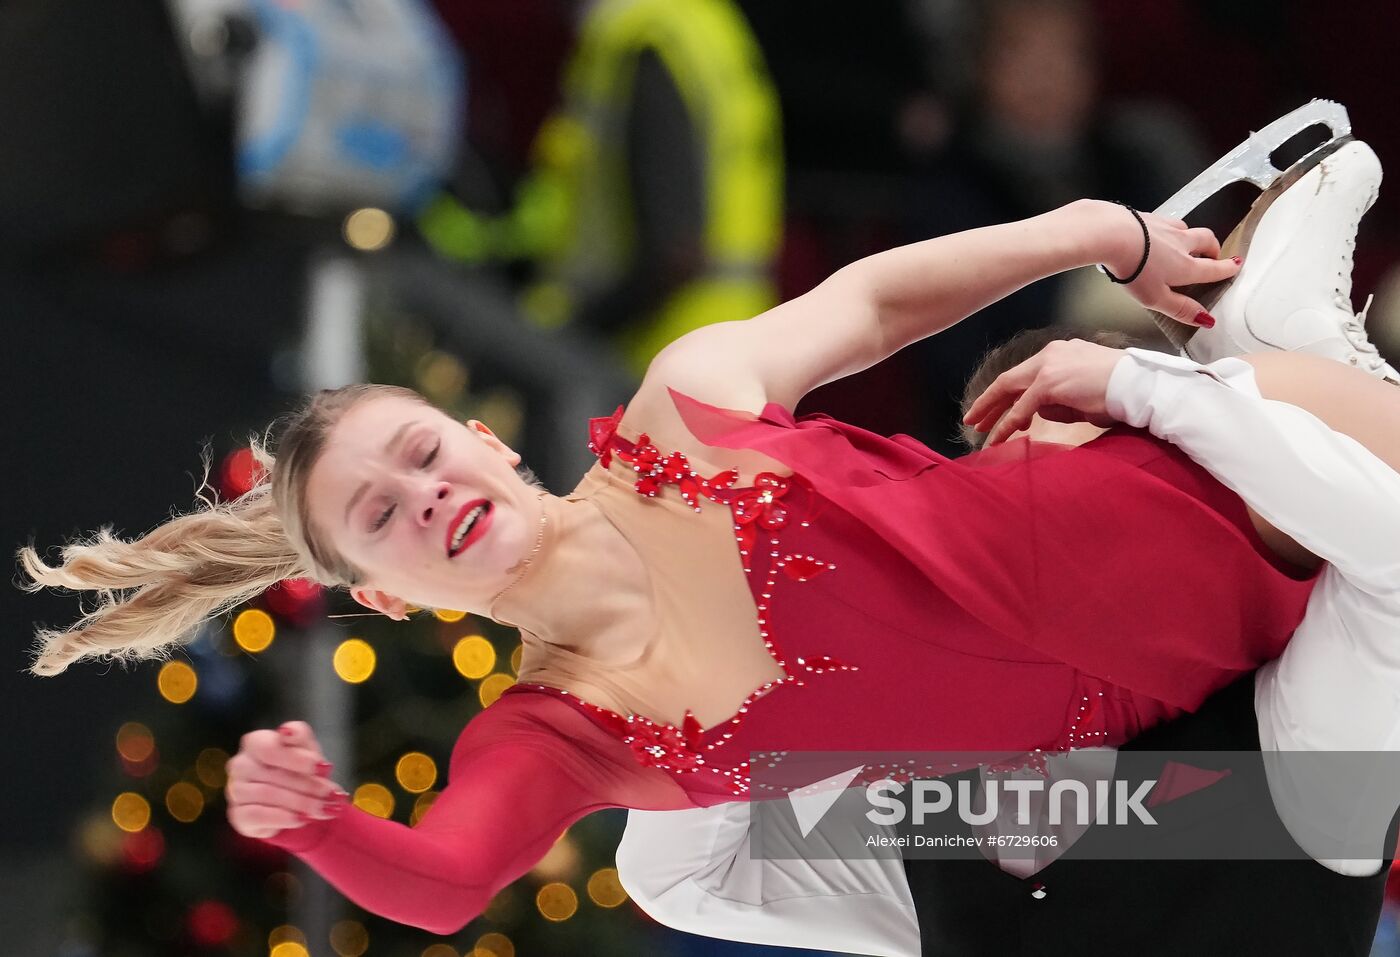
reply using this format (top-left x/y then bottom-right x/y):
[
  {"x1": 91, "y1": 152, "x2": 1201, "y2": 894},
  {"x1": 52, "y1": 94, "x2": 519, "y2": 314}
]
[{"x1": 446, "y1": 500, "x2": 492, "y2": 558}]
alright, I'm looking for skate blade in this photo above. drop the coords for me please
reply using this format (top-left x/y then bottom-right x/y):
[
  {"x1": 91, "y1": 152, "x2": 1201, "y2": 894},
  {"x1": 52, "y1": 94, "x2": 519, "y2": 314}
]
[{"x1": 1146, "y1": 99, "x2": 1354, "y2": 350}]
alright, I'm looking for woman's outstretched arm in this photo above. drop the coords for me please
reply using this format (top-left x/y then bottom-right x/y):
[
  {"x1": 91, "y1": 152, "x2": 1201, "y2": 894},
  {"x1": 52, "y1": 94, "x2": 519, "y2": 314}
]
[{"x1": 642, "y1": 200, "x2": 1240, "y2": 414}]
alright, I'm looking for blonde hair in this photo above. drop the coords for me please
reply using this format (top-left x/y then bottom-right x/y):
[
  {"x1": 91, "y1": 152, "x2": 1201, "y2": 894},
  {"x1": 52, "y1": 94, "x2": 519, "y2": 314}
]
[{"x1": 16, "y1": 383, "x2": 544, "y2": 677}]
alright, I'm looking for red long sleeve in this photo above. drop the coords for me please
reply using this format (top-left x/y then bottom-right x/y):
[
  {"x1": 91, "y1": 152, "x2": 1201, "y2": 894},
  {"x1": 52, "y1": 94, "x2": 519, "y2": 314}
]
[{"x1": 257, "y1": 691, "x2": 691, "y2": 934}]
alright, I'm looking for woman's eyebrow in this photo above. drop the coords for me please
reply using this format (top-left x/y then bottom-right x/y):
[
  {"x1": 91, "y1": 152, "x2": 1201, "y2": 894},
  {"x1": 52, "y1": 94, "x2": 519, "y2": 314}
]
[{"x1": 342, "y1": 420, "x2": 420, "y2": 528}]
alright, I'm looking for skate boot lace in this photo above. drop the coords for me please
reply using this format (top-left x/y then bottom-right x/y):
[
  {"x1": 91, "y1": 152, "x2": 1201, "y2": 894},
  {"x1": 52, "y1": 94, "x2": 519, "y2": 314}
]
[{"x1": 1340, "y1": 294, "x2": 1388, "y2": 372}]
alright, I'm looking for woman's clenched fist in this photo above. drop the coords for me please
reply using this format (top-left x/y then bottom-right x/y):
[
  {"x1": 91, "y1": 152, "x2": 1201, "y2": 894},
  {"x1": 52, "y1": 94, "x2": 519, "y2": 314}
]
[{"x1": 225, "y1": 720, "x2": 349, "y2": 839}]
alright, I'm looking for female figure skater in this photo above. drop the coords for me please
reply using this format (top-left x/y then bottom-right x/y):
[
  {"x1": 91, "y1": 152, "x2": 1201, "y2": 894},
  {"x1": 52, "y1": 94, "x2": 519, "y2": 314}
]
[{"x1": 17, "y1": 129, "x2": 1400, "y2": 938}]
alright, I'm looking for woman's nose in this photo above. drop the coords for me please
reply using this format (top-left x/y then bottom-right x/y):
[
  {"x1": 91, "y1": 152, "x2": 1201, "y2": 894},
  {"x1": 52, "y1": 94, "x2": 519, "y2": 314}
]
[{"x1": 418, "y1": 482, "x2": 452, "y2": 526}]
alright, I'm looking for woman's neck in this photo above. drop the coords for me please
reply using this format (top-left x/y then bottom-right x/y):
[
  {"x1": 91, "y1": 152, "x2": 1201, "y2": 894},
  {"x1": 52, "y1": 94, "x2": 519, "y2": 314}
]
[{"x1": 487, "y1": 491, "x2": 654, "y2": 662}]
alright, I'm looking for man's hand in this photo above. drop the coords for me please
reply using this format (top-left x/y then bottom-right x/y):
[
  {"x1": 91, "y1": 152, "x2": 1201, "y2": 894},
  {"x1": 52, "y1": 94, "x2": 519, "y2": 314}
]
[
  {"x1": 225, "y1": 721, "x2": 348, "y2": 839},
  {"x1": 962, "y1": 338, "x2": 1128, "y2": 447}
]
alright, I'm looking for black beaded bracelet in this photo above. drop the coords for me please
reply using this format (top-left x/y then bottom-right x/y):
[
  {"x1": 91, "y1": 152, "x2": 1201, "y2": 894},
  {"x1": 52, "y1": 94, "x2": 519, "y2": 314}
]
[{"x1": 1100, "y1": 201, "x2": 1150, "y2": 284}]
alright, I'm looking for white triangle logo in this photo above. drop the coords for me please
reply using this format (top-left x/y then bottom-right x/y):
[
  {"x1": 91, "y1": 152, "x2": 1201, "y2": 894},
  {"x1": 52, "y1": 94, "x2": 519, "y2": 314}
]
[{"x1": 788, "y1": 764, "x2": 866, "y2": 837}]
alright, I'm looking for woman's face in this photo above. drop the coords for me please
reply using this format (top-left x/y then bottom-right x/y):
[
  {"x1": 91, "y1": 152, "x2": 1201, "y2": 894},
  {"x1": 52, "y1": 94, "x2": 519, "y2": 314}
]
[{"x1": 305, "y1": 394, "x2": 541, "y2": 618}]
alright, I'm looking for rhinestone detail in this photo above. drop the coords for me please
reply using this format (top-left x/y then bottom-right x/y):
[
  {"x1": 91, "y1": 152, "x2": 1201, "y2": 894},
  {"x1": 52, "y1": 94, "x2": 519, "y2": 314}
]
[{"x1": 514, "y1": 406, "x2": 857, "y2": 795}]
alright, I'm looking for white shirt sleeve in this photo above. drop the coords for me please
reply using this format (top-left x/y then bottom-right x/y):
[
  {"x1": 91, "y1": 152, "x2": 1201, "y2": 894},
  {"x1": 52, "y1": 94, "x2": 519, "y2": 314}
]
[
  {"x1": 1105, "y1": 347, "x2": 1400, "y2": 875},
  {"x1": 616, "y1": 801, "x2": 921, "y2": 957}
]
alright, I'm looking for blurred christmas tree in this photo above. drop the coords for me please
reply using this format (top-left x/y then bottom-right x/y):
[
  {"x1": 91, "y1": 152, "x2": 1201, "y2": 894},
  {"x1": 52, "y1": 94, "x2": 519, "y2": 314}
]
[{"x1": 59, "y1": 303, "x2": 672, "y2": 957}]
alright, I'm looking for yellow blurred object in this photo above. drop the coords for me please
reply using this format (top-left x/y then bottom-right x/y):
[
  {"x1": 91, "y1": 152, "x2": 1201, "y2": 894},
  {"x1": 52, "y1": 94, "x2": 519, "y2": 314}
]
[
  {"x1": 478, "y1": 673, "x2": 515, "y2": 708},
  {"x1": 112, "y1": 792, "x2": 151, "y2": 833},
  {"x1": 157, "y1": 661, "x2": 197, "y2": 703},
  {"x1": 195, "y1": 747, "x2": 229, "y2": 789},
  {"x1": 410, "y1": 790, "x2": 439, "y2": 826},
  {"x1": 433, "y1": 607, "x2": 468, "y2": 623},
  {"x1": 587, "y1": 867, "x2": 629, "y2": 907},
  {"x1": 270, "y1": 943, "x2": 310, "y2": 957},
  {"x1": 473, "y1": 933, "x2": 515, "y2": 957},
  {"x1": 233, "y1": 608, "x2": 276, "y2": 652},
  {"x1": 452, "y1": 635, "x2": 496, "y2": 679},
  {"x1": 352, "y1": 783, "x2": 395, "y2": 819},
  {"x1": 343, "y1": 208, "x2": 395, "y2": 252},
  {"x1": 329, "y1": 919, "x2": 369, "y2": 957},
  {"x1": 395, "y1": 752, "x2": 438, "y2": 793},
  {"x1": 164, "y1": 781, "x2": 204, "y2": 823},
  {"x1": 267, "y1": 924, "x2": 307, "y2": 948},
  {"x1": 333, "y1": 638, "x2": 376, "y2": 683},
  {"x1": 535, "y1": 882, "x2": 579, "y2": 921}
]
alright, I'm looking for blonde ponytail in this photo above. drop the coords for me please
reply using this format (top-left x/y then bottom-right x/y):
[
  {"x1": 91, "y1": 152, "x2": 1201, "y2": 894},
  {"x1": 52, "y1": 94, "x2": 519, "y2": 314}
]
[{"x1": 16, "y1": 440, "x2": 310, "y2": 677}]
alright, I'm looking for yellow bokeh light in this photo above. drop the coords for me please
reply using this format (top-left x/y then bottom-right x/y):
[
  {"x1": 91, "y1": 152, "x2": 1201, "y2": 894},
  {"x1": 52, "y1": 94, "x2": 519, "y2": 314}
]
[
  {"x1": 112, "y1": 792, "x2": 151, "y2": 833},
  {"x1": 416, "y1": 351, "x2": 469, "y2": 404},
  {"x1": 165, "y1": 781, "x2": 205, "y2": 823},
  {"x1": 473, "y1": 933, "x2": 514, "y2": 957},
  {"x1": 478, "y1": 673, "x2": 514, "y2": 708},
  {"x1": 195, "y1": 747, "x2": 229, "y2": 789},
  {"x1": 333, "y1": 638, "x2": 376, "y2": 683},
  {"x1": 510, "y1": 643, "x2": 522, "y2": 675},
  {"x1": 452, "y1": 636, "x2": 495, "y2": 679},
  {"x1": 587, "y1": 867, "x2": 628, "y2": 908},
  {"x1": 233, "y1": 608, "x2": 276, "y2": 652},
  {"x1": 535, "y1": 882, "x2": 578, "y2": 922},
  {"x1": 270, "y1": 943, "x2": 310, "y2": 957},
  {"x1": 531, "y1": 831, "x2": 579, "y2": 881},
  {"x1": 329, "y1": 919, "x2": 369, "y2": 957},
  {"x1": 268, "y1": 925, "x2": 306, "y2": 948},
  {"x1": 352, "y1": 783, "x2": 395, "y2": 819},
  {"x1": 421, "y1": 945, "x2": 458, "y2": 957},
  {"x1": 395, "y1": 752, "x2": 437, "y2": 793},
  {"x1": 76, "y1": 812, "x2": 123, "y2": 866},
  {"x1": 343, "y1": 207, "x2": 395, "y2": 252},
  {"x1": 433, "y1": 607, "x2": 468, "y2": 623},
  {"x1": 157, "y1": 661, "x2": 198, "y2": 703},
  {"x1": 410, "y1": 790, "x2": 439, "y2": 827},
  {"x1": 115, "y1": 722, "x2": 155, "y2": 762}
]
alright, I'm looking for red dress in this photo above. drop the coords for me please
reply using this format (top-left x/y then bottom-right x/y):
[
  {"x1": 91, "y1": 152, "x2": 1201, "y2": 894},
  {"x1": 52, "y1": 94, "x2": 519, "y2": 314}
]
[{"x1": 261, "y1": 388, "x2": 1319, "y2": 933}]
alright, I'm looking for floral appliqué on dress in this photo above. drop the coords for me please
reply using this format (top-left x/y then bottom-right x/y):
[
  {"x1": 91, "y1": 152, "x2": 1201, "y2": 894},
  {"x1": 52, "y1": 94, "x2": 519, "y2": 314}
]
[{"x1": 518, "y1": 405, "x2": 860, "y2": 794}]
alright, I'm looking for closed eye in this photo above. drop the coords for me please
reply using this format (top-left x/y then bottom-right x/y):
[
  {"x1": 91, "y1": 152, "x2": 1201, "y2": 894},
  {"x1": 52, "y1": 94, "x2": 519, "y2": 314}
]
[{"x1": 369, "y1": 440, "x2": 441, "y2": 533}]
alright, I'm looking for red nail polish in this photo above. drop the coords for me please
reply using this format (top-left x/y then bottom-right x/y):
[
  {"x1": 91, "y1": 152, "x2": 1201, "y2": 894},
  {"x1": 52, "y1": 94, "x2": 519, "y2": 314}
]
[
  {"x1": 1195, "y1": 311, "x2": 1216, "y2": 328},
  {"x1": 322, "y1": 802, "x2": 345, "y2": 815},
  {"x1": 1230, "y1": 256, "x2": 1242, "y2": 265},
  {"x1": 315, "y1": 761, "x2": 333, "y2": 776},
  {"x1": 279, "y1": 727, "x2": 294, "y2": 738}
]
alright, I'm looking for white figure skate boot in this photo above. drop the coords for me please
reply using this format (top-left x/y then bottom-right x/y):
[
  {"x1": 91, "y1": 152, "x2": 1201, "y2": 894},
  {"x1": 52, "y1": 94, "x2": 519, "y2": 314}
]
[{"x1": 1143, "y1": 100, "x2": 1399, "y2": 384}]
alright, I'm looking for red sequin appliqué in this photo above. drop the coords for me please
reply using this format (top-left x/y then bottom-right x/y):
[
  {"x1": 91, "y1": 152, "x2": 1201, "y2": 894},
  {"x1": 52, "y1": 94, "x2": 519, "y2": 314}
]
[{"x1": 515, "y1": 407, "x2": 858, "y2": 795}]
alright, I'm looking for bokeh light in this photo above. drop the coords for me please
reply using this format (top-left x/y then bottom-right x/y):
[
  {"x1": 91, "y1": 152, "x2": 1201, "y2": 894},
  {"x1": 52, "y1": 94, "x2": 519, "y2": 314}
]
[
  {"x1": 587, "y1": 867, "x2": 628, "y2": 908},
  {"x1": 473, "y1": 933, "x2": 515, "y2": 957},
  {"x1": 329, "y1": 919, "x2": 369, "y2": 957},
  {"x1": 416, "y1": 352, "x2": 468, "y2": 405},
  {"x1": 343, "y1": 207, "x2": 395, "y2": 251},
  {"x1": 268, "y1": 924, "x2": 307, "y2": 948},
  {"x1": 410, "y1": 791, "x2": 439, "y2": 826},
  {"x1": 433, "y1": 607, "x2": 467, "y2": 623},
  {"x1": 395, "y1": 752, "x2": 437, "y2": 793},
  {"x1": 194, "y1": 747, "x2": 229, "y2": 789},
  {"x1": 115, "y1": 722, "x2": 155, "y2": 762},
  {"x1": 421, "y1": 945, "x2": 458, "y2": 957},
  {"x1": 452, "y1": 635, "x2": 495, "y2": 679},
  {"x1": 535, "y1": 882, "x2": 578, "y2": 922},
  {"x1": 270, "y1": 943, "x2": 310, "y2": 957},
  {"x1": 165, "y1": 781, "x2": 205, "y2": 823},
  {"x1": 478, "y1": 673, "x2": 514, "y2": 708},
  {"x1": 232, "y1": 608, "x2": 275, "y2": 652},
  {"x1": 112, "y1": 792, "x2": 151, "y2": 832},
  {"x1": 333, "y1": 638, "x2": 376, "y2": 683},
  {"x1": 510, "y1": 643, "x2": 523, "y2": 675},
  {"x1": 352, "y1": 783, "x2": 394, "y2": 819},
  {"x1": 157, "y1": 661, "x2": 197, "y2": 703}
]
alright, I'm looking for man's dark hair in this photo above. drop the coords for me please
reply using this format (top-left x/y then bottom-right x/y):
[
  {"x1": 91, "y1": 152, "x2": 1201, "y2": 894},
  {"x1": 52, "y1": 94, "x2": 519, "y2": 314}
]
[{"x1": 959, "y1": 325, "x2": 1137, "y2": 451}]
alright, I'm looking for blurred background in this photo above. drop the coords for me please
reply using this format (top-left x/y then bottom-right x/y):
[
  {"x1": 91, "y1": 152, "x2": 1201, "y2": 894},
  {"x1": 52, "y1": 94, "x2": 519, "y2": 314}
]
[{"x1": 5, "y1": 0, "x2": 1400, "y2": 955}]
